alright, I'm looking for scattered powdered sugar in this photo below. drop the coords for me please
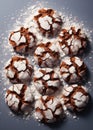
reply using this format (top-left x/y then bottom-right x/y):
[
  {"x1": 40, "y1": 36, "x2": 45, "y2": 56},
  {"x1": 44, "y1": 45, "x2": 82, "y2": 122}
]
[{"x1": 0, "y1": 0, "x2": 93, "y2": 124}]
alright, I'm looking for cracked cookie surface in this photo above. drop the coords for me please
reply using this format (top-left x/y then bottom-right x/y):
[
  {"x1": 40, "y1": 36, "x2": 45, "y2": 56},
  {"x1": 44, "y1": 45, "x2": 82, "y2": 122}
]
[
  {"x1": 5, "y1": 56, "x2": 33, "y2": 84},
  {"x1": 60, "y1": 84, "x2": 89, "y2": 111},
  {"x1": 60, "y1": 56, "x2": 87, "y2": 84},
  {"x1": 34, "y1": 95, "x2": 63, "y2": 123},
  {"x1": 9, "y1": 27, "x2": 37, "y2": 54},
  {"x1": 33, "y1": 68, "x2": 61, "y2": 95},
  {"x1": 5, "y1": 84, "x2": 33, "y2": 114},
  {"x1": 58, "y1": 27, "x2": 87, "y2": 56},
  {"x1": 34, "y1": 42, "x2": 60, "y2": 67},
  {"x1": 34, "y1": 8, "x2": 62, "y2": 37}
]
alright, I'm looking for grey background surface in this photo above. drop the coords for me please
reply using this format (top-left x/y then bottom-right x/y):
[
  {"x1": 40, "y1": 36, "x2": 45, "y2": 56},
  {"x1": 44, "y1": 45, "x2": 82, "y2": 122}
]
[{"x1": 0, "y1": 0, "x2": 93, "y2": 130}]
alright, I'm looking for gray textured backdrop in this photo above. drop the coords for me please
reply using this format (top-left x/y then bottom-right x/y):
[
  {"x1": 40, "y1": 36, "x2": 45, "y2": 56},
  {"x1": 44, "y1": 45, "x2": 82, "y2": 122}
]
[{"x1": 0, "y1": 0, "x2": 93, "y2": 130}]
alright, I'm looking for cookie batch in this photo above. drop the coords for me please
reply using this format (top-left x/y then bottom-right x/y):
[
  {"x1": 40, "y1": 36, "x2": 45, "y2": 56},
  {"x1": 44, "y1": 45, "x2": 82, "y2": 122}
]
[{"x1": 5, "y1": 8, "x2": 90, "y2": 123}]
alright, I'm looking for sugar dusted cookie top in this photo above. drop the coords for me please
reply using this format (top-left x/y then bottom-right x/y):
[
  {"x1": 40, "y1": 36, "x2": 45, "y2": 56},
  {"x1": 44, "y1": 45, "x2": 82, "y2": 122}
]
[
  {"x1": 34, "y1": 8, "x2": 62, "y2": 37},
  {"x1": 5, "y1": 56, "x2": 33, "y2": 84},
  {"x1": 60, "y1": 84, "x2": 89, "y2": 111},
  {"x1": 5, "y1": 84, "x2": 33, "y2": 114},
  {"x1": 9, "y1": 27, "x2": 37, "y2": 54},
  {"x1": 34, "y1": 95, "x2": 63, "y2": 123},
  {"x1": 33, "y1": 68, "x2": 61, "y2": 95},
  {"x1": 58, "y1": 27, "x2": 87, "y2": 56},
  {"x1": 60, "y1": 56, "x2": 87, "y2": 84},
  {"x1": 34, "y1": 42, "x2": 60, "y2": 67}
]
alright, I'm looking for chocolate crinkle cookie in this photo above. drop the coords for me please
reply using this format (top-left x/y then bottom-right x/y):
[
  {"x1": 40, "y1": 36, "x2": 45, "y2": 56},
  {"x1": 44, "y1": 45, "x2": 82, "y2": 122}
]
[
  {"x1": 60, "y1": 56, "x2": 87, "y2": 84},
  {"x1": 60, "y1": 84, "x2": 89, "y2": 111},
  {"x1": 5, "y1": 84, "x2": 33, "y2": 114},
  {"x1": 34, "y1": 95, "x2": 64, "y2": 123},
  {"x1": 34, "y1": 42, "x2": 60, "y2": 68},
  {"x1": 33, "y1": 68, "x2": 61, "y2": 95},
  {"x1": 34, "y1": 8, "x2": 62, "y2": 37},
  {"x1": 9, "y1": 27, "x2": 37, "y2": 54},
  {"x1": 58, "y1": 27, "x2": 87, "y2": 56},
  {"x1": 5, "y1": 56, "x2": 33, "y2": 84}
]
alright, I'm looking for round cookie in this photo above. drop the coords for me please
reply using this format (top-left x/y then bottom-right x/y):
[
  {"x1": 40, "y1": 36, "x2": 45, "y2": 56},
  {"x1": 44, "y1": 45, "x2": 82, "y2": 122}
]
[
  {"x1": 60, "y1": 84, "x2": 89, "y2": 111},
  {"x1": 58, "y1": 27, "x2": 87, "y2": 56},
  {"x1": 60, "y1": 56, "x2": 87, "y2": 84},
  {"x1": 34, "y1": 8, "x2": 62, "y2": 37},
  {"x1": 5, "y1": 56, "x2": 33, "y2": 84},
  {"x1": 34, "y1": 95, "x2": 63, "y2": 123},
  {"x1": 34, "y1": 42, "x2": 60, "y2": 67},
  {"x1": 9, "y1": 27, "x2": 37, "y2": 54},
  {"x1": 5, "y1": 84, "x2": 33, "y2": 114},
  {"x1": 33, "y1": 68, "x2": 61, "y2": 95}
]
